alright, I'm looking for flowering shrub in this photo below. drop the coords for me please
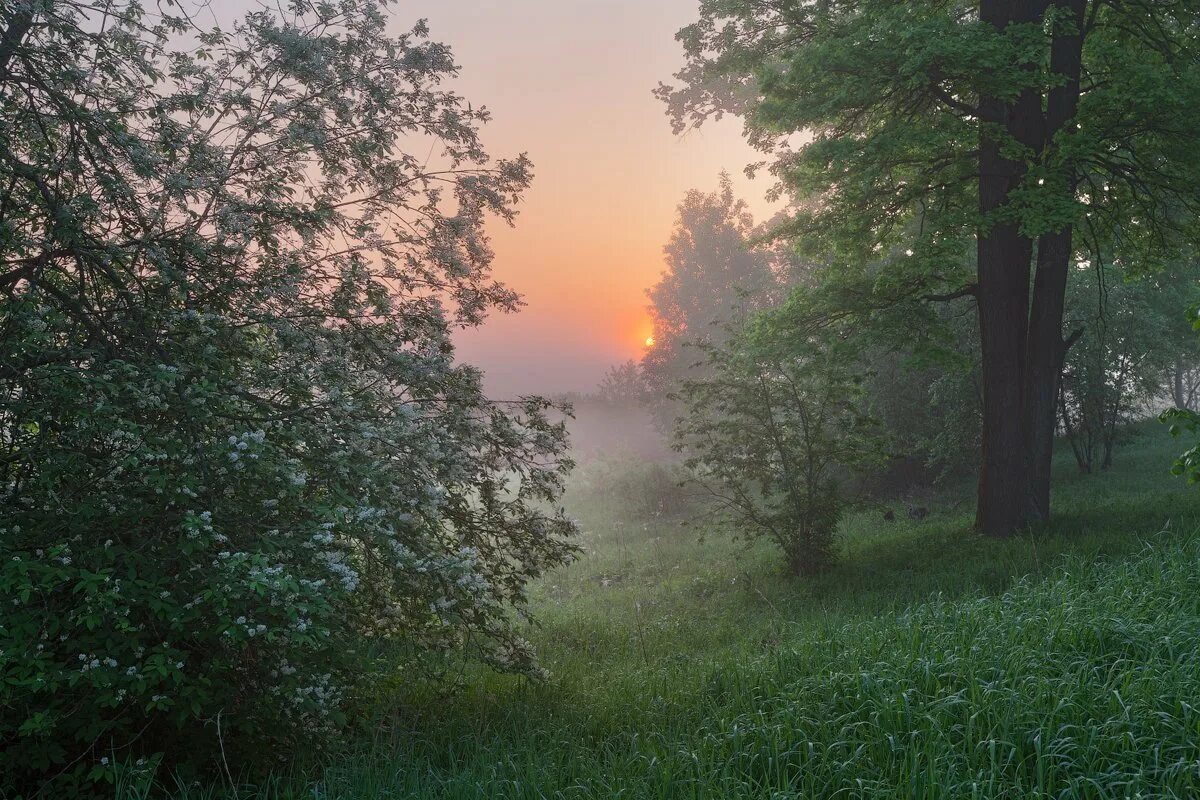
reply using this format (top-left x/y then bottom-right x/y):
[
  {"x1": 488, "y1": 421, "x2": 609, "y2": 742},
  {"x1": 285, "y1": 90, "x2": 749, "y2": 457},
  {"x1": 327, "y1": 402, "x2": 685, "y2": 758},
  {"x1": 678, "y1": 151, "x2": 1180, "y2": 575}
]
[{"x1": 0, "y1": 0, "x2": 576, "y2": 791}]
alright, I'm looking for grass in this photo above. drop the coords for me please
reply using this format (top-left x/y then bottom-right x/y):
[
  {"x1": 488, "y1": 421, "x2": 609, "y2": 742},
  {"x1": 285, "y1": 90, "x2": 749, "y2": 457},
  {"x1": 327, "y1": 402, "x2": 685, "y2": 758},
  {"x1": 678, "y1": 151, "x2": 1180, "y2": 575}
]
[{"x1": 153, "y1": 424, "x2": 1200, "y2": 799}]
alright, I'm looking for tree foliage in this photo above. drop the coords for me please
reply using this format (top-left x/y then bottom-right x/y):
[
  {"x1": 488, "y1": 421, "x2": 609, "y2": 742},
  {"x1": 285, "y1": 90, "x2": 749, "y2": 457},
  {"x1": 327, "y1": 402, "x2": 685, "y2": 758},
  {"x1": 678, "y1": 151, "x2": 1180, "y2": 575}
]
[
  {"x1": 861, "y1": 315, "x2": 982, "y2": 490},
  {"x1": 595, "y1": 360, "x2": 646, "y2": 407},
  {"x1": 0, "y1": 0, "x2": 575, "y2": 790},
  {"x1": 1060, "y1": 262, "x2": 1199, "y2": 472},
  {"x1": 659, "y1": 0, "x2": 1200, "y2": 534},
  {"x1": 642, "y1": 175, "x2": 779, "y2": 412}
]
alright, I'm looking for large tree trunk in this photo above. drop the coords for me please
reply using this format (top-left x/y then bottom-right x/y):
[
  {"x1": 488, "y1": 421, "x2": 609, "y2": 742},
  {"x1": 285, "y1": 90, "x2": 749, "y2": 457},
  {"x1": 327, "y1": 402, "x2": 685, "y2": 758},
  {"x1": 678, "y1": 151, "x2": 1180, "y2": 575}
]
[
  {"x1": 1023, "y1": 0, "x2": 1087, "y2": 520},
  {"x1": 1025, "y1": 230, "x2": 1073, "y2": 516},
  {"x1": 976, "y1": 215, "x2": 1035, "y2": 534},
  {"x1": 975, "y1": 0, "x2": 1046, "y2": 535},
  {"x1": 975, "y1": 0, "x2": 1086, "y2": 536}
]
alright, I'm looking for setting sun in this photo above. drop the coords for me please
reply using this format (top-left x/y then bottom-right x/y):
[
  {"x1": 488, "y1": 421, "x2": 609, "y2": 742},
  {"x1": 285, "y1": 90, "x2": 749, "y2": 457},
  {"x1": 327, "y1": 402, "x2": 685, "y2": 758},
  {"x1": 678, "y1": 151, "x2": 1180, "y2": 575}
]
[{"x1": 644, "y1": 336, "x2": 656, "y2": 348}]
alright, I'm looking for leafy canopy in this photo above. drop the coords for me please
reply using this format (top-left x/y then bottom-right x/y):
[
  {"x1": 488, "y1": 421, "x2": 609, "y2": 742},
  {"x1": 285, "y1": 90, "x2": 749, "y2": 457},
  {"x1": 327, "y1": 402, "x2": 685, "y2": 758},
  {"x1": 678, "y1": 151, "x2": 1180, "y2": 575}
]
[{"x1": 657, "y1": 0, "x2": 1200, "y2": 308}]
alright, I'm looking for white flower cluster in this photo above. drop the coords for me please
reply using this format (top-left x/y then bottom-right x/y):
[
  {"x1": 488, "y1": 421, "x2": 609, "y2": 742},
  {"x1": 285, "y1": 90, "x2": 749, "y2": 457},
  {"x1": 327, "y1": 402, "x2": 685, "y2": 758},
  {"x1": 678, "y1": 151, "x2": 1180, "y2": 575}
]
[
  {"x1": 318, "y1": 549, "x2": 360, "y2": 593},
  {"x1": 227, "y1": 430, "x2": 266, "y2": 466},
  {"x1": 0, "y1": 0, "x2": 578, "y2": 779},
  {"x1": 77, "y1": 653, "x2": 118, "y2": 673}
]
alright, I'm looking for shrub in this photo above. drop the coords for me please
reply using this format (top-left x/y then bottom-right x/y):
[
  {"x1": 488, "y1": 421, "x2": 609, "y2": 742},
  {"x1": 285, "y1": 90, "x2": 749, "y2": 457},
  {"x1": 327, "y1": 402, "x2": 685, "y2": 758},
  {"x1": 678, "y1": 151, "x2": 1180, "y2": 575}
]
[
  {"x1": 673, "y1": 294, "x2": 883, "y2": 575},
  {"x1": 0, "y1": 0, "x2": 575, "y2": 792}
]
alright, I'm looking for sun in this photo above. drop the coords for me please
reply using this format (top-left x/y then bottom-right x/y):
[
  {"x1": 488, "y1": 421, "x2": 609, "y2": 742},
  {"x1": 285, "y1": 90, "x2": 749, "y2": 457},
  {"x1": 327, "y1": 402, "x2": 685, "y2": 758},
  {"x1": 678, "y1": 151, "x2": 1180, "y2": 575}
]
[{"x1": 644, "y1": 335, "x2": 656, "y2": 348}]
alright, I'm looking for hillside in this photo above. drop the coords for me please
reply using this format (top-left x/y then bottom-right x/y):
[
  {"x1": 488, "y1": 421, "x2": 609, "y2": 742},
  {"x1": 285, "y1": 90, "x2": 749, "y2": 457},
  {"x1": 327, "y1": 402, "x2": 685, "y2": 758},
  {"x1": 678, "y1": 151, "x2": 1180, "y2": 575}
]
[{"x1": 150, "y1": 424, "x2": 1200, "y2": 799}]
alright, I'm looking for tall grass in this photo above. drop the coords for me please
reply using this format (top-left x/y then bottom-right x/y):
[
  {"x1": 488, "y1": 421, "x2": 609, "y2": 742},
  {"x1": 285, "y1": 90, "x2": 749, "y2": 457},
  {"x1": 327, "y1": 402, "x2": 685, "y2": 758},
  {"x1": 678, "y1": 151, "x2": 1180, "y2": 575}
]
[{"x1": 137, "y1": 425, "x2": 1200, "y2": 799}]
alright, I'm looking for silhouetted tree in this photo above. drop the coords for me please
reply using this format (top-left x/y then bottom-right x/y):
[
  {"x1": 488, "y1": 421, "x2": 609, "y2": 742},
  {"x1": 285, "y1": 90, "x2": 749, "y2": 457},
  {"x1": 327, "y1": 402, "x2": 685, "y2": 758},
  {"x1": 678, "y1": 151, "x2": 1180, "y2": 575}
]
[
  {"x1": 642, "y1": 174, "x2": 777, "y2": 422},
  {"x1": 596, "y1": 360, "x2": 647, "y2": 406}
]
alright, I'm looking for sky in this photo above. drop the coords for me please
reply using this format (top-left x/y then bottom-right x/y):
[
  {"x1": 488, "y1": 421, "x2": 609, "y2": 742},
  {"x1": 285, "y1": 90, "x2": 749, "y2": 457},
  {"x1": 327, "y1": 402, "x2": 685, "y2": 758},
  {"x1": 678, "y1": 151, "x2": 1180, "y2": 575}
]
[{"x1": 402, "y1": 1, "x2": 777, "y2": 397}]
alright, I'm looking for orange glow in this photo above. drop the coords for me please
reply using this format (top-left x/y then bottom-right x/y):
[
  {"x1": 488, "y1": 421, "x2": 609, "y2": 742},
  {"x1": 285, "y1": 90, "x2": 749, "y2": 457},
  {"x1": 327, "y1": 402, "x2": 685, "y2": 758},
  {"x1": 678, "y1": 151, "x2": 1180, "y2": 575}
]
[{"x1": 424, "y1": 0, "x2": 780, "y2": 396}]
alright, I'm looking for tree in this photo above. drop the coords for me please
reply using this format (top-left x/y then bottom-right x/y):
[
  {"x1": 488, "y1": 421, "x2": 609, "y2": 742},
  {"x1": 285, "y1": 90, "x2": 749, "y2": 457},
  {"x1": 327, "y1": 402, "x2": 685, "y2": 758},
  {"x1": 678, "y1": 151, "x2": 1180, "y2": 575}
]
[
  {"x1": 642, "y1": 174, "x2": 778, "y2": 418},
  {"x1": 595, "y1": 360, "x2": 647, "y2": 406},
  {"x1": 1160, "y1": 259, "x2": 1200, "y2": 411},
  {"x1": 659, "y1": 0, "x2": 1200, "y2": 535},
  {"x1": 1059, "y1": 263, "x2": 1186, "y2": 472},
  {"x1": 0, "y1": 0, "x2": 575, "y2": 789},
  {"x1": 862, "y1": 308, "x2": 983, "y2": 490},
  {"x1": 1162, "y1": 301, "x2": 1200, "y2": 482},
  {"x1": 674, "y1": 294, "x2": 882, "y2": 576},
  {"x1": 1167, "y1": 356, "x2": 1200, "y2": 412}
]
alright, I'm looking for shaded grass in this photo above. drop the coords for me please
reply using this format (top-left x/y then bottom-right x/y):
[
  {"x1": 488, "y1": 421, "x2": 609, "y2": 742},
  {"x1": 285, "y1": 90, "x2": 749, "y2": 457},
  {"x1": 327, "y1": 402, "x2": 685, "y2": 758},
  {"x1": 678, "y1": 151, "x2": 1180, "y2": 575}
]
[{"x1": 152, "y1": 424, "x2": 1200, "y2": 799}]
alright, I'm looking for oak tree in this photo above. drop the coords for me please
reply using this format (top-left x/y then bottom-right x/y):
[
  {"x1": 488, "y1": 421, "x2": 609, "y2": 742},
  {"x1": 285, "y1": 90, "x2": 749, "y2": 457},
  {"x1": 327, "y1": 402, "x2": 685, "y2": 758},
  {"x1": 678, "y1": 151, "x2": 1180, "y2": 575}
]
[{"x1": 659, "y1": 0, "x2": 1200, "y2": 534}]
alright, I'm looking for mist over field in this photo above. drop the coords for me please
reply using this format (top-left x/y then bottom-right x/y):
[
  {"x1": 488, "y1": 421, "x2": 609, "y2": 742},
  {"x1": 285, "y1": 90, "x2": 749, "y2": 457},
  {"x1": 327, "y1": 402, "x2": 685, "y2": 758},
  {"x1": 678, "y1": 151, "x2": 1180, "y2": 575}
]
[
  {"x1": 551, "y1": 396, "x2": 661, "y2": 456},
  {"x1": 7, "y1": 1, "x2": 1200, "y2": 798}
]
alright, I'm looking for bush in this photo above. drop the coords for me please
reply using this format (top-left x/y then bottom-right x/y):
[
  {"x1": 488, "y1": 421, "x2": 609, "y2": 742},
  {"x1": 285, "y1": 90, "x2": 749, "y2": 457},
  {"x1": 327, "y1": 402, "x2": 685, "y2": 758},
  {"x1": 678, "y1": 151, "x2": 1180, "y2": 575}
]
[
  {"x1": 673, "y1": 294, "x2": 883, "y2": 575},
  {"x1": 0, "y1": 1, "x2": 575, "y2": 792}
]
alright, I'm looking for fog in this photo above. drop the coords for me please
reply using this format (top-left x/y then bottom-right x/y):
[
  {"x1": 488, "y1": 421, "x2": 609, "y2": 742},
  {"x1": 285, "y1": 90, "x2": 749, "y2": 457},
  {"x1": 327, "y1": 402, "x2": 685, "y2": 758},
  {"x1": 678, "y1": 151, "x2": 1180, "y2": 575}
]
[{"x1": 10, "y1": 0, "x2": 1200, "y2": 796}]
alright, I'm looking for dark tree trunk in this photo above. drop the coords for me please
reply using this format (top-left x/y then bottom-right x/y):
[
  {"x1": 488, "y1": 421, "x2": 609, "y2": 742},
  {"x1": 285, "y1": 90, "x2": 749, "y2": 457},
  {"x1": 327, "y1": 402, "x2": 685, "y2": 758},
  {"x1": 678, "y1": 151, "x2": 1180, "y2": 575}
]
[
  {"x1": 975, "y1": 0, "x2": 1086, "y2": 536},
  {"x1": 0, "y1": 6, "x2": 34, "y2": 78},
  {"x1": 975, "y1": 208, "x2": 1035, "y2": 534},
  {"x1": 1024, "y1": 0, "x2": 1086, "y2": 519},
  {"x1": 1026, "y1": 231, "x2": 1072, "y2": 516},
  {"x1": 1058, "y1": 378, "x2": 1093, "y2": 473},
  {"x1": 975, "y1": 0, "x2": 1045, "y2": 535}
]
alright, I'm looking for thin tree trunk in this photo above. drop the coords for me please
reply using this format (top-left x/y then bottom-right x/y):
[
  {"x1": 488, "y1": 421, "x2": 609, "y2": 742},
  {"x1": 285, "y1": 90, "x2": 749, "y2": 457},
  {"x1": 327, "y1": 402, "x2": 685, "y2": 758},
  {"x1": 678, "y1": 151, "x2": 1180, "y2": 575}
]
[
  {"x1": 1174, "y1": 357, "x2": 1187, "y2": 408},
  {"x1": 1058, "y1": 380, "x2": 1090, "y2": 473}
]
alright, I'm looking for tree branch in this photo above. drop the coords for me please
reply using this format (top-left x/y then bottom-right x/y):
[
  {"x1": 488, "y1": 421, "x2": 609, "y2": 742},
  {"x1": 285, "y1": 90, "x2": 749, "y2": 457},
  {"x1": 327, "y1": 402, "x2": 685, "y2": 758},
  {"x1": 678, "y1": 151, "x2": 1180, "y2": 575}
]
[
  {"x1": 929, "y1": 85, "x2": 978, "y2": 118},
  {"x1": 923, "y1": 283, "x2": 977, "y2": 302},
  {"x1": 1063, "y1": 326, "x2": 1086, "y2": 352},
  {"x1": 0, "y1": 6, "x2": 33, "y2": 79}
]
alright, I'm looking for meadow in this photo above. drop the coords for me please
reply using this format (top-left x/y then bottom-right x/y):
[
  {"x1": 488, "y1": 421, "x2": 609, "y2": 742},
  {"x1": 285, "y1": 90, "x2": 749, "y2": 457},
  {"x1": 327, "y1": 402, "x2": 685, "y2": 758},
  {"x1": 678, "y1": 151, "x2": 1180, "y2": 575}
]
[
  {"x1": 12, "y1": 2, "x2": 1200, "y2": 795},
  {"x1": 145, "y1": 423, "x2": 1200, "y2": 799}
]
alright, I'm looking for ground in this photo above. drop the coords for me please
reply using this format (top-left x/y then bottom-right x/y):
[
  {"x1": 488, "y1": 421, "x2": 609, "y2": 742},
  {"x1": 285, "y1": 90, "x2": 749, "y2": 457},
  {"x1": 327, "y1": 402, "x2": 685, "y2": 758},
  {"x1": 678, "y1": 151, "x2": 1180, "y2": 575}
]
[{"x1": 158, "y1": 423, "x2": 1200, "y2": 799}]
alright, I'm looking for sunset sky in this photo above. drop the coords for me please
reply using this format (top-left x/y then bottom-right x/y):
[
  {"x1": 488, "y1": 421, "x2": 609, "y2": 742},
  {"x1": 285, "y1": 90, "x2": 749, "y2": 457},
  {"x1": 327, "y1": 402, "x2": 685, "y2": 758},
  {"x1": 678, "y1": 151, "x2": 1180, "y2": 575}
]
[{"x1": 406, "y1": 0, "x2": 777, "y2": 397}]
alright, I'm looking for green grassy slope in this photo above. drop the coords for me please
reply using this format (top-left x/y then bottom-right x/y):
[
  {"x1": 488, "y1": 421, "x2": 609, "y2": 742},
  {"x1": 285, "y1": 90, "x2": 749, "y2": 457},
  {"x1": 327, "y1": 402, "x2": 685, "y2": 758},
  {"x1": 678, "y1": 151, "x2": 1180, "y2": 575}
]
[{"x1": 160, "y1": 424, "x2": 1200, "y2": 799}]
